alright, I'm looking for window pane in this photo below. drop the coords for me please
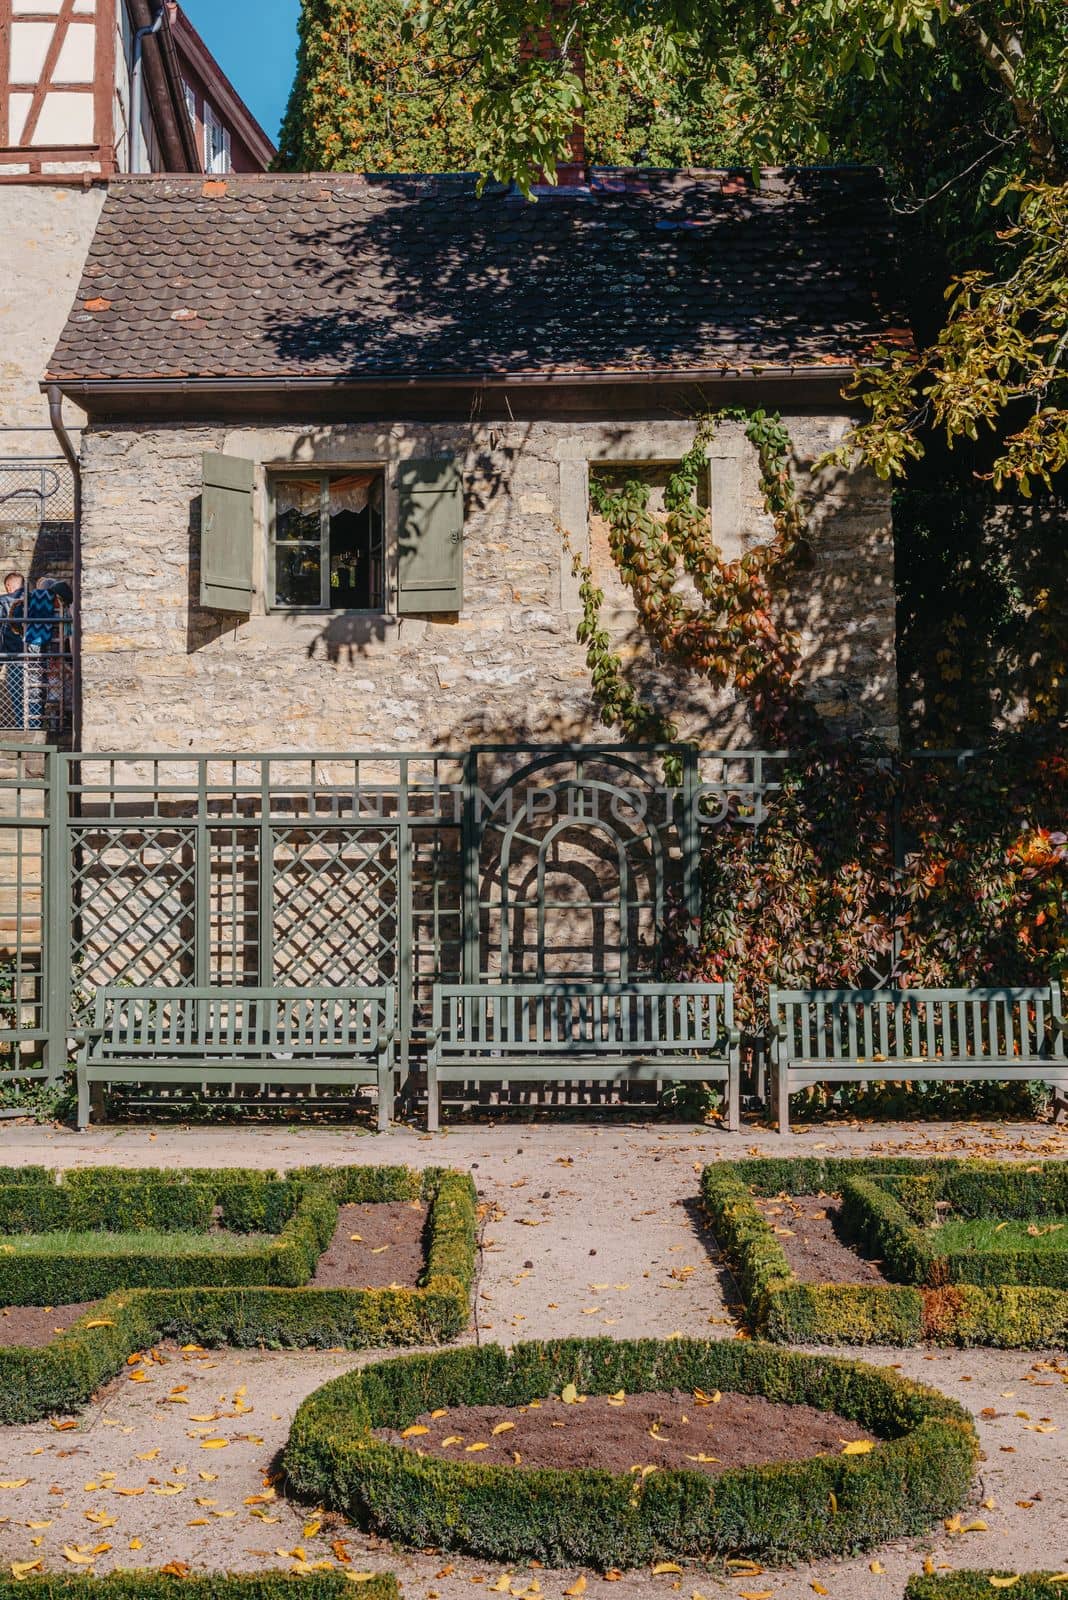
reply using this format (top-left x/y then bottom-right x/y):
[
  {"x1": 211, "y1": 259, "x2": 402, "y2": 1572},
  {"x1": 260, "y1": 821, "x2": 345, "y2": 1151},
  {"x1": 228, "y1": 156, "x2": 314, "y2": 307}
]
[
  {"x1": 274, "y1": 545, "x2": 322, "y2": 607},
  {"x1": 328, "y1": 473, "x2": 384, "y2": 609},
  {"x1": 273, "y1": 478, "x2": 322, "y2": 606},
  {"x1": 275, "y1": 478, "x2": 321, "y2": 543}
]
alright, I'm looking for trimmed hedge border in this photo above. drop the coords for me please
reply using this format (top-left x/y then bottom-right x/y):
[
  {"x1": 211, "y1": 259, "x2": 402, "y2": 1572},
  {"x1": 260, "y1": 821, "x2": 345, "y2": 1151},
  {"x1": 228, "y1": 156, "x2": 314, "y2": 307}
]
[
  {"x1": 0, "y1": 1575, "x2": 398, "y2": 1600},
  {"x1": 701, "y1": 1158, "x2": 1068, "y2": 1347},
  {"x1": 906, "y1": 1575, "x2": 1068, "y2": 1600},
  {"x1": 0, "y1": 1183, "x2": 338, "y2": 1304},
  {"x1": 0, "y1": 1165, "x2": 476, "y2": 1424},
  {"x1": 284, "y1": 1335, "x2": 978, "y2": 1570}
]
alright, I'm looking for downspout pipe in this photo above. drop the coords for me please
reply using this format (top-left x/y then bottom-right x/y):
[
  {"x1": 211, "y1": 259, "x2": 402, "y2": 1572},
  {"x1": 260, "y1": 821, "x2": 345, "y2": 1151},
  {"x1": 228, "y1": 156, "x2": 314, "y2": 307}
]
[
  {"x1": 46, "y1": 385, "x2": 82, "y2": 752},
  {"x1": 130, "y1": 4, "x2": 165, "y2": 174}
]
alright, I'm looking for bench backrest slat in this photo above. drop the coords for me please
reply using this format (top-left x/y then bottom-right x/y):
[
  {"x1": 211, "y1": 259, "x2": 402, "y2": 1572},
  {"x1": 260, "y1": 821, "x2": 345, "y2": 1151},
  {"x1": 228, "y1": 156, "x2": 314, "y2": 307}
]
[
  {"x1": 97, "y1": 985, "x2": 391, "y2": 1055},
  {"x1": 433, "y1": 982, "x2": 731, "y2": 1052},
  {"x1": 771, "y1": 984, "x2": 1059, "y2": 1064}
]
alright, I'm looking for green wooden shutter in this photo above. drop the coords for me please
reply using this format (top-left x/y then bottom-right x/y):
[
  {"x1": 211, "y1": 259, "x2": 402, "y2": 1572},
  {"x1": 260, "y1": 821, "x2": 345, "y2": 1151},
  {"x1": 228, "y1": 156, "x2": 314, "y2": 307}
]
[
  {"x1": 396, "y1": 458, "x2": 463, "y2": 615},
  {"x1": 201, "y1": 453, "x2": 254, "y2": 612}
]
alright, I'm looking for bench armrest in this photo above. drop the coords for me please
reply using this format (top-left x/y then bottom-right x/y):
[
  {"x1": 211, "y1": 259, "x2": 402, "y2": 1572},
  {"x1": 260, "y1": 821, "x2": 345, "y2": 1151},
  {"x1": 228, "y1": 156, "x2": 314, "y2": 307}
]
[
  {"x1": 375, "y1": 1029, "x2": 397, "y2": 1053},
  {"x1": 766, "y1": 1021, "x2": 789, "y2": 1043},
  {"x1": 726, "y1": 1026, "x2": 742, "y2": 1049},
  {"x1": 71, "y1": 1028, "x2": 89, "y2": 1049},
  {"x1": 1051, "y1": 1014, "x2": 1067, "y2": 1035}
]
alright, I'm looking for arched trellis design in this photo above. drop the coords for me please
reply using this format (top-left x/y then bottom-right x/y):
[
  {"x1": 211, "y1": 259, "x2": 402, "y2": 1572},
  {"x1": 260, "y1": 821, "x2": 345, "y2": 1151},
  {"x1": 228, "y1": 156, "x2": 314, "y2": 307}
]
[{"x1": 462, "y1": 747, "x2": 694, "y2": 985}]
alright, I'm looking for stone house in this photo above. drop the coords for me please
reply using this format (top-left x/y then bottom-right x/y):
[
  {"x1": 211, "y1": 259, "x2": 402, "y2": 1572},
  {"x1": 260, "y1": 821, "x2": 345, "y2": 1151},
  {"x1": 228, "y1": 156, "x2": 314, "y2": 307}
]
[{"x1": 44, "y1": 166, "x2": 904, "y2": 753}]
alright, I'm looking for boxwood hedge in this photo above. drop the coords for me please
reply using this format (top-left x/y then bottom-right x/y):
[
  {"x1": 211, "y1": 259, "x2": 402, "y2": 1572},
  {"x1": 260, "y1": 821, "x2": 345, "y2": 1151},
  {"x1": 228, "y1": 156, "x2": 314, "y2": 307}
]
[
  {"x1": 0, "y1": 1575, "x2": 398, "y2": 1600},
  {"x1": 284, "y1": 1335, "x2": 978, "y2": 1570},
  {"x1": 906, "y1": 1576, "x2": 1068, "y2": 1600},
  {"x1": 702, "y1": 1158, "x2": 1068, "y2": 1347},
  {"x1": 0, "y1": 1165, "x2": 476, "y2": 1424}
]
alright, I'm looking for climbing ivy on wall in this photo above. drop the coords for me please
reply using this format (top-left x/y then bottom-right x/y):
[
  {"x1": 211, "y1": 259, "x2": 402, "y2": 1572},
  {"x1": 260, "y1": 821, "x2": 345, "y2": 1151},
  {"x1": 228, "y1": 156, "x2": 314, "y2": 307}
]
[
  {"x1": 574, "y1": 412, "x2": 1068, "y2": 1111},
  {"x1": 573, "y1": 408, "x2": 812, "y2": 755}
]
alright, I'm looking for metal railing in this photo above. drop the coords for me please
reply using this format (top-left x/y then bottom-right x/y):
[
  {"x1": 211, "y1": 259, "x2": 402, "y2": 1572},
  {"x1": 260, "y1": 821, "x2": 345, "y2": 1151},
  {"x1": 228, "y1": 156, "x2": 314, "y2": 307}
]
[{"x1": 0, "y1": 630, "x2": 74, "y2": 735}]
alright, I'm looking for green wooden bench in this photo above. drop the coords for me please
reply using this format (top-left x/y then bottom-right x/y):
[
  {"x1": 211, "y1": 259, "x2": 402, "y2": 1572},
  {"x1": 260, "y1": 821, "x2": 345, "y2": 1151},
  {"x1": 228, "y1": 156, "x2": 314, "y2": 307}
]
[
  {"x1": 768, "y1": 983, "x2": 1068, "y2": 1133},
  {"x1": 425, "y1": 981, "x2": 740, "y2": 1132},
  {"x1": 76, "y1": 985, "x2": 397, "y2": 1132}
]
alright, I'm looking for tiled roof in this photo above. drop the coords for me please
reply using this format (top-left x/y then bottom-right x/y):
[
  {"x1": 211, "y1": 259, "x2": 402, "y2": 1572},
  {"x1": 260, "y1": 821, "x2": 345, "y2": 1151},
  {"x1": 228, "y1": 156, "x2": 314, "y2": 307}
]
[{"x1": 47, "y1": 168, "x2": 907, "y2": 384}]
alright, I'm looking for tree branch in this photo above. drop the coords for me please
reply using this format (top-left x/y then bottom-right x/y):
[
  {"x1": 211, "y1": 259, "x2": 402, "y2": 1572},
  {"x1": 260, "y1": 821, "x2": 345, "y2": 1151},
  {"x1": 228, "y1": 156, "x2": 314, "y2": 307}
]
[{"x1": 951, "y1": 4, "x2": 1065, "y2": 180}]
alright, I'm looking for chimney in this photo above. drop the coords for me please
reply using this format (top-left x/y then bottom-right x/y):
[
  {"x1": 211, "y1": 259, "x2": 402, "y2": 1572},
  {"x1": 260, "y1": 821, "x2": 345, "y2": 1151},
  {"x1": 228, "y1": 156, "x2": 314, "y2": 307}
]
[{"x1": 520, "y1": 2, "x2": 586, "y2": 187}]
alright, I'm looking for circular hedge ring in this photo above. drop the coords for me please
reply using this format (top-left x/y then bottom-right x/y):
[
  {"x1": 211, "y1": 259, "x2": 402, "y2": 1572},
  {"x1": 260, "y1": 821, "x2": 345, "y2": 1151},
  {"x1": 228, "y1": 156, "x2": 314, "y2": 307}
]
[{"x1": 285, "y1": 1336, "x2": 977, "y2": 1569}]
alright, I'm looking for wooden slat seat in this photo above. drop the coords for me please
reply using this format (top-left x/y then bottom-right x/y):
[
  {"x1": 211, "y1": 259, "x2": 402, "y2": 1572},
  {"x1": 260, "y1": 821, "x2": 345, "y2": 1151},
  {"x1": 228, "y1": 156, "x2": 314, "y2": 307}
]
[
  {"x1": 76, "y1": 985, "x2": 397, "y2": 1132},
  {"x1": 426, "y1": 981, "x2": 740, "y2": 1132},
  {"x1": 768, "y1": 983, "x2": 1068, "y2": 1134}
]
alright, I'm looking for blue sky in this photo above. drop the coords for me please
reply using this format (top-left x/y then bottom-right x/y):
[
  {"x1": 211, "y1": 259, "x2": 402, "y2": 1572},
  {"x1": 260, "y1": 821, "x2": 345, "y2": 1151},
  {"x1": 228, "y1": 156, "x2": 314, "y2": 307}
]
[{"x1": 180, "y1": 0, "x2": 301, "y2": 145}]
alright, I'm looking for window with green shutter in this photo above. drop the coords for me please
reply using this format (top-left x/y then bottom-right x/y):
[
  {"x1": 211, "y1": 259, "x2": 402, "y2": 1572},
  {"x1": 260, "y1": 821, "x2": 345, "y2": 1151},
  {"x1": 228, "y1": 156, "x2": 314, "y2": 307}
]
[
  {"x1": 201, "y1": 453, "x2": 255, "y2": 613},
  {"x1": 267, "y1": 470, "x2": 385, "y2": 612},
  {"x1": 396, "y1": 458, "x2": 463, "y2": 615}
]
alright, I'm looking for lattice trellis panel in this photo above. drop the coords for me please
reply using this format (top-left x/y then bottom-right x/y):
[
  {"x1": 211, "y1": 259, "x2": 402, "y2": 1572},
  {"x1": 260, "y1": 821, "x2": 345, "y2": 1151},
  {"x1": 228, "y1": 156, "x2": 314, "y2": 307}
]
[
  {"x1": 69, "y1": 825, "x2": 197, "y2": 1011},
  {"x1": 270, "y1": 825, "x2": 399, "y2": 988},
  {"x1": 209, "y1": 826, "x2": 260, "y2": 985}
]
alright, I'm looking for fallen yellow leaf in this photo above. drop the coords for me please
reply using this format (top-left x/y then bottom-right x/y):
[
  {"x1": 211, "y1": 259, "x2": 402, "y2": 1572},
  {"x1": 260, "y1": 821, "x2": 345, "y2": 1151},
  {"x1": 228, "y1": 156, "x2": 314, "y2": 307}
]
[
  {"x1": 401, "y1": 1426, "x2": 430, "y2": 1438},
  {"x1": 83, "y1": 1319, "x2": 115, "y2": 1329},
  {"x1": 10, "y1": 1561, "x2": 43, "y2": 1579},
  {"x1": 565, "y1": 1578, "x2": 587, "y2": 1596},
  {"x1": 0, "y1": 1480, "x2": 29, "y2": 1490},
  {"x1": 841, "y1": 1440, "x2": 875, "y2": 1456},
  {"x1": 652, "y1": 1563, "x2": 683, "y2": 1575},
  {"x1": 465, "y1": 1442, "x2": 488, "y2": 1453},
  {"x1": 200, "y1": 1439, "x2": 229, "y2": 1450},
  {"x1": 561, "y1": 1383, "x2": 580, "y2": 1405},
  {"x1": 491, "y1": 1422, "x2": 516, "y2": 1436}
]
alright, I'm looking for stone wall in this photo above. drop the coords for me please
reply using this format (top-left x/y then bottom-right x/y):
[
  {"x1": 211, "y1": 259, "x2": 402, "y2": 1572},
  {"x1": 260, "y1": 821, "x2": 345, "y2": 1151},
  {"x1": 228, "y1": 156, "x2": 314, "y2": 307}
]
[{"x1": 78, "y1": 414, "x2": 898, "y2": 752}]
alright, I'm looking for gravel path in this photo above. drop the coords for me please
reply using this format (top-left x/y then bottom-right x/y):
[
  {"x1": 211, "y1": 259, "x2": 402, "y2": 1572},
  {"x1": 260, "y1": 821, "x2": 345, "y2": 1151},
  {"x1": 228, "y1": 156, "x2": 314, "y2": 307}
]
[{"x1": 0, "y1": 1116, "x2": 1066, "y2": 1598}]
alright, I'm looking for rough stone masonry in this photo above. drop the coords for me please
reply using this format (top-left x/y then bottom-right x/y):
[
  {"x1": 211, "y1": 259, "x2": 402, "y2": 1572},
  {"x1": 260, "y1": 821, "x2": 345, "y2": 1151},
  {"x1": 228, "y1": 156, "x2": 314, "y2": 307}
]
[{"x1": 78, "y1": 413, "x2": 896, "y2": 753}]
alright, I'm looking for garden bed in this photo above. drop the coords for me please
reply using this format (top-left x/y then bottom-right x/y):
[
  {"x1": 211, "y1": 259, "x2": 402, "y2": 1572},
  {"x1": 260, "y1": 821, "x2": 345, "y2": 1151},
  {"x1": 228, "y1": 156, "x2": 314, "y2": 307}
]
[
  {"x1": 754, "y1": 1195, "x2": 890, "y2": 1285},
  {"x1": 309, "y1": 1201, "x2": 428, "y2": 1289},
  {"x1": 379, "y1": 1386, "x2": 875, "y2": 1474},
  {"x1": 285, "y1": 1335, "x2": 978, "y2": 1569},
  {"x1": 0, "y1": 1164, "x2": 476, "y2": 1423},
  {"x1": 702, "y1": 1156, "x2": 1068, "y2": 1346}
]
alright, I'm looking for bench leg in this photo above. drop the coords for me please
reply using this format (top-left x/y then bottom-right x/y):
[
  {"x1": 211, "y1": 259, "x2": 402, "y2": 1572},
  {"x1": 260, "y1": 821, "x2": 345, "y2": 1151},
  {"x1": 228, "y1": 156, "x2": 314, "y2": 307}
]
[
  {"x1": 1054, "y1": 1083, "x2": 1068, "y2": 1125},
  {"x1": 426, "y1": 1058, "x2": 440, "y2": 1133},
  {"x1": 726, "y1": 1065, "x2": 741, "y2": 1134},
  {"x1": 774, "y1": 1062, "x2": 791, "y2": 1135},
  {"x1": 377, "y1": 1057, "x2": 392, "y2": 1134},
  {"x1": 90, "y1": 1080, "x2": 106, "y2": 1126},
  {"x1": 77, "y1": 1068, "x2": 90, "y2": 1131}
]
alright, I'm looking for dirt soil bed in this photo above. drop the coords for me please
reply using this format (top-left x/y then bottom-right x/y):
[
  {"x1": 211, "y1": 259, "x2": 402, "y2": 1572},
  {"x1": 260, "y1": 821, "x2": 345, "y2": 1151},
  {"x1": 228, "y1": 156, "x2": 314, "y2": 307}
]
[
  {"x1": 0, "y1": 1301, "x2": 101, "y2": 1347},
  {"x1": 756, "y1": 1196, "x2": 890, "y2": 1285},
  {"x1": 378, "y1": 1388, "x2": 877, "y2": 1476},
  {"x1": 309, "y1": 1200, "x2": 427, "y2": 1289}
]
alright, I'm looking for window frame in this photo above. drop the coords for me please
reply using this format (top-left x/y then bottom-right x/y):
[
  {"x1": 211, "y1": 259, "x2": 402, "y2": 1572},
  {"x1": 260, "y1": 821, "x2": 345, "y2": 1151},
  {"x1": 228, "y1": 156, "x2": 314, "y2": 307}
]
[
  {"x1": 267, "y1": 468, "x2": 387, "y2": 616},
  {"x1": 203, "y1": 97, "x2": 231, "y2": 174}
]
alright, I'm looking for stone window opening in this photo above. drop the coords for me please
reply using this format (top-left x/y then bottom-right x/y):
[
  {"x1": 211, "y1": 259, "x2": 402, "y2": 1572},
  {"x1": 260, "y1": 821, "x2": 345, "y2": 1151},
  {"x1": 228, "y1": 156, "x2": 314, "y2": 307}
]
[{"x1": 268, "y1": 470, "x2": 386, "y2": 613}]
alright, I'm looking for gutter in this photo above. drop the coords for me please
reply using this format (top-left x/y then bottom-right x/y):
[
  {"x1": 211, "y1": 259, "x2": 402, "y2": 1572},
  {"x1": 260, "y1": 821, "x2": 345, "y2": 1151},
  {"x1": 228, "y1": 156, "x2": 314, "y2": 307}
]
[
  {"x1": 46, "y1": 366, "x2": 859, "y2": 400},
  {"x1": 46, "y1": 385, "x2": 82, "y2": 751}
]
